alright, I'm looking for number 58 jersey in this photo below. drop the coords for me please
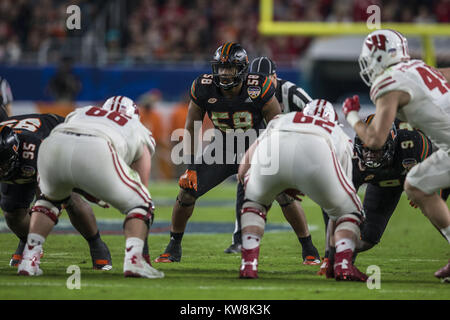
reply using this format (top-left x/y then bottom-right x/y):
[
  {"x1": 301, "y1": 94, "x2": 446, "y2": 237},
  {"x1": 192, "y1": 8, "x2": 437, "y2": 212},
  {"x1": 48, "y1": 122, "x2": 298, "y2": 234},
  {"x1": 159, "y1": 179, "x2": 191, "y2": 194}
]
[
  {"x1": 53, "y1": 106, "x2": 156, "y2": 165},
  {"x1": 370, "y1": 59, "x2": 450, "y2": 152}
]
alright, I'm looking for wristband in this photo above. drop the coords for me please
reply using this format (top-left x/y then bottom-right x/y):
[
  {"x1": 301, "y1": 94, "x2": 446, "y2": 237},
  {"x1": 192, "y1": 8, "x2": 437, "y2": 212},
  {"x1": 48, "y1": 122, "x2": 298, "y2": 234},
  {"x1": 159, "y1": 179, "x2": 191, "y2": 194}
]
[{"x1": 346, "y1": 111, "x2": 361, "y2": 129}]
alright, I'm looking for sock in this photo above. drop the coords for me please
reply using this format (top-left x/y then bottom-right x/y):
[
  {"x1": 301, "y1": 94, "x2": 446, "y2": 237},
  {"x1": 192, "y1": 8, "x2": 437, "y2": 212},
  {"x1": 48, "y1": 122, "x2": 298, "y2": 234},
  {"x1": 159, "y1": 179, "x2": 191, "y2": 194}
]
[
  {"x1": 143, "y1": 236, "x2": 149, "y2": 256},
  {"x1": 15, "y1": 238, "x2": 27, "y2": 255},
  {"x1": 335, "y1": 238, "x2": 355, "y2": 253},
  {"x1": 170, "y1": 232, "x2": 184, "y2": 243},
  {"x1": 440, "y1": 225, "x2": 450, "y2": 243},
  {"x1": 86, "y1": 230, "x2": 103, "y2": 247},
  {"x1": 24, "y1": 233, "x2": 45, "y2": 259},
  {"x1": 125, "y1": 237, "x2": 144, "y2": 259},
  {"x1": 242, "y1": 233, "x2": 261, "y2": 250}
]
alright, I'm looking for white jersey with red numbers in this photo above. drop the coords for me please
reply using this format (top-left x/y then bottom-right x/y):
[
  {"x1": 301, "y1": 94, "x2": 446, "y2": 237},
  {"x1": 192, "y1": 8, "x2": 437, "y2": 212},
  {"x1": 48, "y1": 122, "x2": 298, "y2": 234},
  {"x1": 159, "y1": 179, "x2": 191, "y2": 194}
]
[
  {"x1": 370, "y1": 59, "x2": 450, "y2": 152},
  {"x1": 259, "y1": 112, "x2": 354, "y2": 174},
  {"x1": 244, "y1": 112, "x2": 361, "y2": 220},
  {"x1": 53, "y1": 106, "x2": 156, "y2": 164}
]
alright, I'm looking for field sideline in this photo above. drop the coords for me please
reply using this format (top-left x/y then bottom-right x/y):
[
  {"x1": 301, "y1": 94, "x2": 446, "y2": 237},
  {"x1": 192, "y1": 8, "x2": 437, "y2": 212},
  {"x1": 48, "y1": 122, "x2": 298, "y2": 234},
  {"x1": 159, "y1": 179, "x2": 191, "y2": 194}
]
[{"x1": 0, "y1": 181, "x2": 449, "y2": 300}]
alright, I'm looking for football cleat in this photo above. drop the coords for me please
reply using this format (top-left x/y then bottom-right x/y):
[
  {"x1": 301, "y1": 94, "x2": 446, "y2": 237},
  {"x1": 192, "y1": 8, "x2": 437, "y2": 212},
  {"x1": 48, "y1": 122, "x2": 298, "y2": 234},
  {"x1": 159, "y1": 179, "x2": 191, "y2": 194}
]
[
  {"x1": 333, "y1": 249, "x2": 368, "y2": 282},
  {"x1": 434, "y1": 260, "x2": 450, "y2": 283},
  {"x1": 10, "y1": 249, "x2": 44, "y2": 267},
  {"x1": 224, "y1": 243, "x2": 242, "y2": 254},
  {"x1": 154, "y1": 241, "x2": 182, "y2": 263},
  {"x1": 239, "y1": 247, "x2": 260, "y2": 279},
  {"x1": 317, "y1": 258, "x2": 329, "y2": 276},
  {"x1": 90, "y1": 240, "x2": 113, "y2": 271},
  {"x1": 303, "y1": 255, "x2": 321, "y2": 266},
  {"x1": 154, "y1": 253, "x2": 180, "y2": 263},
  {"x1": 17, "y1": 254, "x2": 43, "y2": 276},
  {"x1": 123, "y1": 254, "x2": 164, "y2": 279}
]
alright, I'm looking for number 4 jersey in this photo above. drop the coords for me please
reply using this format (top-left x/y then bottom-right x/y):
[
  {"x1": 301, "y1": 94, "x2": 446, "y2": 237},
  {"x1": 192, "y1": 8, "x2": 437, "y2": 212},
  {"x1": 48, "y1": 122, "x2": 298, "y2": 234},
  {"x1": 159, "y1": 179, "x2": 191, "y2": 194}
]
[
  {"x1": 53, "y1": 106, "x2": 155, "y2": 165},
  {"x1": 370, "y1": 59, "x2": 450, "y2": 152},
  {"x1": 0, "y1": 113, "x2": 64, "y2": 184}
]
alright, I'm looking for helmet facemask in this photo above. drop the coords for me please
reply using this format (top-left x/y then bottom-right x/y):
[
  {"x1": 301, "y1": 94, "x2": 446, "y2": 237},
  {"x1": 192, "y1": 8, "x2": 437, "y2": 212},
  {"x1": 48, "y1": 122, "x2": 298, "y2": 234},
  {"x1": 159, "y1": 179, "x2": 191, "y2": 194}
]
[
  {"x1": 0, "y1": 128, "x2": 19, "y2": 180},
  {"x1": 355, "y1": 125, "x2": 397, "y2": 169},
  {"x1": 212, "y1": 61, "x2": 248, "y2": 90}
]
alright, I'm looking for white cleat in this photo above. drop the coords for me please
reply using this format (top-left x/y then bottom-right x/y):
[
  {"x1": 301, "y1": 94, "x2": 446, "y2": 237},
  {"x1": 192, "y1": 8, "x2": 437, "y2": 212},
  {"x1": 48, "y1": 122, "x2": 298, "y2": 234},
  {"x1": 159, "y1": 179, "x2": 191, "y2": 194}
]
[
  {"x1": 17, "y1": 255, "x2": 43, "y2": 276},
  {"x1": 123, "y1": 255, "x2": 164, "y2": 279}
]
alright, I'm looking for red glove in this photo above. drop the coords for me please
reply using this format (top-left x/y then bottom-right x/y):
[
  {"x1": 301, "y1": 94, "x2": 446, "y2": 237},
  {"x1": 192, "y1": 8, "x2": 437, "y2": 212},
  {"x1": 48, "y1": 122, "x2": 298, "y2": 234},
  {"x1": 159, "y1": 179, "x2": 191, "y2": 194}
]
[
  {"x1": 342, "y1": 95, "x2": 361, "y2": 116},
  {"x1": 342, "y1": 95, "x2": 361, "y2": 128},
  {"x1": 179, "y1": 169, "x2": 198, "y2": 191}
]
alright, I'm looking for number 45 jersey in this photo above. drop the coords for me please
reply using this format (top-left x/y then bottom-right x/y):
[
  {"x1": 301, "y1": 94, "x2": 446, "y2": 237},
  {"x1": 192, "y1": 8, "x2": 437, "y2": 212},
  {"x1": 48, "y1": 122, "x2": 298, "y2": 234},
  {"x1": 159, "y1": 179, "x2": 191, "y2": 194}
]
[
  {"x1": 0, "y1": 113, "x2": 64, "y2": 184},
  {"x1": 370, "y1": 59, "x2": 450, "y2": 152},
  {"x1": 53, "y1": 106, "x2": 155, "y2": 165}
]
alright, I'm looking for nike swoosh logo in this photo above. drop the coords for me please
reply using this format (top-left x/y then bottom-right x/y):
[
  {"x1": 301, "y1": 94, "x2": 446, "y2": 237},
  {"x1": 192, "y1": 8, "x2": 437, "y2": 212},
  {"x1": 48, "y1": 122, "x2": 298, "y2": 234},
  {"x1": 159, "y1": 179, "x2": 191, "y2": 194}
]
[{"x1": 126, "y1": 246, "x2": 133, "y2": 252}]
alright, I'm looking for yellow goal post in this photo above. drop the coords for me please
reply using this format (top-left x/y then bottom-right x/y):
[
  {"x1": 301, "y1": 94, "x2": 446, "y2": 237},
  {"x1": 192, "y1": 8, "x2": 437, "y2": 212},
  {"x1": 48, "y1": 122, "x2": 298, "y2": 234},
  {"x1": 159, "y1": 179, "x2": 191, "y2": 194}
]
[{"x1": 258, "y1": 0, "x2": 450, "y2": 67}]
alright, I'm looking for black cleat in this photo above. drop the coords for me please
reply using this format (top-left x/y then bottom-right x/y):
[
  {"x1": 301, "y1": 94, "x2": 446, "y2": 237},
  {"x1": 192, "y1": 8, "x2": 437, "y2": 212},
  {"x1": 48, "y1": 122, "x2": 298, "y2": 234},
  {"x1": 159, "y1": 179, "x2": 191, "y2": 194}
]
[
  {"x1": 90, "y1": 240, "x2": 112, "y2": 270},
  {"x1": 224, "y1": 243, "x2": 242, "y2": 254}
]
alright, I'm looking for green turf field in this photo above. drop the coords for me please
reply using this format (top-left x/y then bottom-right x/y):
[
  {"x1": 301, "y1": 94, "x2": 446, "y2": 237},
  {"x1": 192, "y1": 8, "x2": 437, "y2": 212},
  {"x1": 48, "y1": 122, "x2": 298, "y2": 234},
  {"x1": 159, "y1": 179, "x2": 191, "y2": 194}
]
[{"x1": 0, "y1": 181, "x2": 449, "y2": 300}]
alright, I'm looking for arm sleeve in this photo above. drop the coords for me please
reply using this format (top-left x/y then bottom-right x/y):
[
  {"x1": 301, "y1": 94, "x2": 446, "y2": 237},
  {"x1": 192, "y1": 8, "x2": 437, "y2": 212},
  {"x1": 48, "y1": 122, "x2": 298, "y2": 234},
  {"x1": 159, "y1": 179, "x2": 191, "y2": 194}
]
[{"x1": 370, "y1": 70, "x2": 416, "y2": 103}]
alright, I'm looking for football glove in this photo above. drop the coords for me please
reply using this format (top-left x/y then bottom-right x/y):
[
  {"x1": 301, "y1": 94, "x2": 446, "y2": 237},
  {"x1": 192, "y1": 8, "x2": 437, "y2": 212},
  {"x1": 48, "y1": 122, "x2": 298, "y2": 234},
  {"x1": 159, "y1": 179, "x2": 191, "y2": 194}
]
[
  {"x1": 342, "y1": 95, "x2": 361, "y2": 128},
  {"x1": 179, "y1": 169, "x2": 198, "y2": 191}
]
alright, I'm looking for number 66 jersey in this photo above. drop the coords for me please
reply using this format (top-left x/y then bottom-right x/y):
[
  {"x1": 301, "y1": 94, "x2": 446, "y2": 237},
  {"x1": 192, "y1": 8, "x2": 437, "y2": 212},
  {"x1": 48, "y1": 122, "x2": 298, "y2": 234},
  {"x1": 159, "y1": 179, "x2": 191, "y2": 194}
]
[{"x1": 52, "y1": 106, "x2": 155, "y2": 165}]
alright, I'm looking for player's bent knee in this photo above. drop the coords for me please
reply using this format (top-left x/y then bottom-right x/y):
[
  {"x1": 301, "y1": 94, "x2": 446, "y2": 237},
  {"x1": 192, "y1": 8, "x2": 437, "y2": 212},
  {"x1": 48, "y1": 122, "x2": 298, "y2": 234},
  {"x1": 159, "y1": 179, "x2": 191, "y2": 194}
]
[
  {"x1": 176, "y1": 189, "x2": 196, "y2": 207},
  {"x1": 241, "y1": 201, "x2": 267, "y2": 229},
  {"x1": 275, "y1": 192, "x2": 295, "y2": 207},
  {"x1": 124, "y1": 204, "x2": 155, "y2": 229},
  {"x1": 335, "y1": 213, "x2": 362, "y2": 237},
  {"x1": 31, "y1": 196, "x2": 67, "y2": 225},
  {"x1": 3, "y1": 208, "x2": 29, "y2": 222}
]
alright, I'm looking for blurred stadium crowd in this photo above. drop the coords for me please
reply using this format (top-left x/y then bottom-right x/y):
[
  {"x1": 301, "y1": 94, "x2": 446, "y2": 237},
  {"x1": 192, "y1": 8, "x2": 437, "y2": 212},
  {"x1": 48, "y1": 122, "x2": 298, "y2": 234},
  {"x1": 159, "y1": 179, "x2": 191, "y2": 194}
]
[{"x1": 0, "y1": 0, "x2": 449, "y2": 64}]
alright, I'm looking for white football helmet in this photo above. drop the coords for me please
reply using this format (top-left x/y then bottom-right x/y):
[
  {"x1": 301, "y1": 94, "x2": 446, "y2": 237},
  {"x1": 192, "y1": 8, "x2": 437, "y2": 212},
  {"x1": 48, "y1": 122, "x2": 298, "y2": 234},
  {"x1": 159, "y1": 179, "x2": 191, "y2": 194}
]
[
  {"x1": 359, "y1": 29, "x2": 410, "y2": 86},
  {"x1": 303, "y1": 99, "x2": 338, "y2": 123},
  {"x1": 102, "y1": 96, "x2": 140, "y2": 119}
]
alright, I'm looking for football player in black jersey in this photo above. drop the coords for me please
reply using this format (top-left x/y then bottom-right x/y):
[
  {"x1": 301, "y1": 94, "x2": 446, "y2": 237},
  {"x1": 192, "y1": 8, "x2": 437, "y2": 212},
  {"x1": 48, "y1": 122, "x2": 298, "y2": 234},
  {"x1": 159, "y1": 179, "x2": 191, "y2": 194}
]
[
  {"x1": 224, "y1": 56, "x2": 322, "y2": 265},
  {"x1": 154, "y1": 43, "x2": 284, "y2": 263},
  {"x1": 0, "y1": 113, "x2": 113, "y2": 270},
  {"x1": 318, "y1": 115, "x2": 450, "y2": 275}
]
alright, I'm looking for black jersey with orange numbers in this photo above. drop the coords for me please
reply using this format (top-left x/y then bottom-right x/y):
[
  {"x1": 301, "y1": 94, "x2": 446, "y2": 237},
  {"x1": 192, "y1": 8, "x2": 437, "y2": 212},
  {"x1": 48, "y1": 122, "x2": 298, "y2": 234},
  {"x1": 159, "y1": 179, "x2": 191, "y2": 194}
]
[
  {"x1": 352, "y1": 128, "x2": 433, "y2": 190},
  {"x1": 0, "y1": 113, "x2": 64, "y2": 184},
  {"x1": 189, "y1": 73, "x2": 276, "y2": 133}
]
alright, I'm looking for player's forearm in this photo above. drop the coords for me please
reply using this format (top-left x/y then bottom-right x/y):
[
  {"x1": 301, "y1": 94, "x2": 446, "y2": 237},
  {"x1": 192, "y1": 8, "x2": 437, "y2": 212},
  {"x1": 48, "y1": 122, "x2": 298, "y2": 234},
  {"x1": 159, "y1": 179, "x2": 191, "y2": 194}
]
[{"x1": 353, "y1": 121, "x2": 386, "y2": 150}]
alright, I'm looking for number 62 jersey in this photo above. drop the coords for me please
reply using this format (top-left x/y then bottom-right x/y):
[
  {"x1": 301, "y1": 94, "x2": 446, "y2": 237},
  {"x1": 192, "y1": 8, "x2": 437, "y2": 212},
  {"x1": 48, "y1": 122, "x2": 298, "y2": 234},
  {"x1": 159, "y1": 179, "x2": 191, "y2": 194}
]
[{"x1": 0, "y1": 113, "x2": 65, "y2": 184}]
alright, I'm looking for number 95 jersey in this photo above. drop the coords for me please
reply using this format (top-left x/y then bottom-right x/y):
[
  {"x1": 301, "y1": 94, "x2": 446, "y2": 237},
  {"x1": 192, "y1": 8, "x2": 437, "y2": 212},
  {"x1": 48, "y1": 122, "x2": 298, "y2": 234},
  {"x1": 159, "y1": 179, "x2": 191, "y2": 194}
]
[
  {"x1": 0, "y1": 113, "x2": 64, "y2": 184},
  {"x1": 53, "y1": 106, "x2": 155, "y2": 165}
]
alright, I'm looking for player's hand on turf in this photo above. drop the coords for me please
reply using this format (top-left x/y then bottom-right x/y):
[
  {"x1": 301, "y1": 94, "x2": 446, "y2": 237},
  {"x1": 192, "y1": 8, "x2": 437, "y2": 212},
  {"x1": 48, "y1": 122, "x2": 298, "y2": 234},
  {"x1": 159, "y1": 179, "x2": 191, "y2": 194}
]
[
  {"x1": 409, "y1": 200, "x2": 418, "y2": 208},
  {"x1": 179, "y1": 169, "x2": 198, "y2": 191}
]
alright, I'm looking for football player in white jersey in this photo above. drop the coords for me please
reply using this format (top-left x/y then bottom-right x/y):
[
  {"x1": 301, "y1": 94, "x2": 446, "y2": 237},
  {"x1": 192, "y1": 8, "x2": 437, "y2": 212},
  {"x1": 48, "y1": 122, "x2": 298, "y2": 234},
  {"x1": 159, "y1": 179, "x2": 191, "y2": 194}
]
[
  {"x1": 17, "y1": 96, "x2": 164, "y2": 279},
  {"x1": 238, "y1": 99, "x2": 367, "y2": 281},
  {"x1": 342, "y1": 29, "x2": 450, "y2": 282}
]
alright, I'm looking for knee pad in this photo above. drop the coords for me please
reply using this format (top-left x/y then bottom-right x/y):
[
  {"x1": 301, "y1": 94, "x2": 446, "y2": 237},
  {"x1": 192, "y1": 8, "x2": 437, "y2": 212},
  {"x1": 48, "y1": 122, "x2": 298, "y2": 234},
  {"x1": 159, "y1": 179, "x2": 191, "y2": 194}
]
[
  {"x1": 335, "y1": 213, "x2": 362, "y2": 238},
  {"x1": 241, "y1": 201, "x2": 267, "y2": 229},
  {"x1": 176, "y1": 189, "x2": 196, "y2": 207},
  {"x1": 31, "y1": 195, "x2": 68, "y2": 225},
  {"x1": 275, "y1": 192, "x2": 295, "y2": 207},
  {"x1": 124, "y1": 203, "x2": 155, "y2": 229}
]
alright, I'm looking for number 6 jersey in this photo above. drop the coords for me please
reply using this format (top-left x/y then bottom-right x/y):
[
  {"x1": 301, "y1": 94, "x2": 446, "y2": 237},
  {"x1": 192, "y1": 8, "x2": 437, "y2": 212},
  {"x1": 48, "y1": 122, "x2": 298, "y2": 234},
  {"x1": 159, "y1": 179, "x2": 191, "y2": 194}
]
[
  {"x1": 0, "y1": 113, "x2": 64, "y2": 184},
  {"x1": 53, "y1": 106, "x2": 156, "y2": 165},
  {"x1": 370, "y1": 59, "x2": 450, "y2": 152}
]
